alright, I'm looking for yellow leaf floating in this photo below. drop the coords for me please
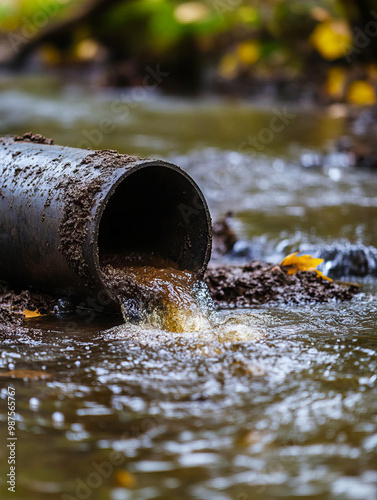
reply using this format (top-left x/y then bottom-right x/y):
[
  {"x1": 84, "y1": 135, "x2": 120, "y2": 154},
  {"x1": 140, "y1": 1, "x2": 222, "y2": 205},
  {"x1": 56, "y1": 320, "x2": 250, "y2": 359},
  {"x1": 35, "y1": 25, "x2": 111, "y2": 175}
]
[
  {"x1": 310, "y1": 21, "x2": 352, "y2": 60},
  {"x1": 280, "y1": 252, "x2": 332, "y2": 281},
  {"x1": 114, "y1": 470, "x2": 136, "y2": 488},
  {"x1": 23, "y1": 309, "x2": 43, "y2": 319},
  {"x1": 347, "y1": 80, "x2": 376, "y2": 105}
]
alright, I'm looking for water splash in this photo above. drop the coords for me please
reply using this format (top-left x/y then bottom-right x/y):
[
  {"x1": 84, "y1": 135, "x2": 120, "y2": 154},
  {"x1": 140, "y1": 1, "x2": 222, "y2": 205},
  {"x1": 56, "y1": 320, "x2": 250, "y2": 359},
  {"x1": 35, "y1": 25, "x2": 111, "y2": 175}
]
[{"x1": 102, "y1": 264, "x2": 215, "y2": 332}]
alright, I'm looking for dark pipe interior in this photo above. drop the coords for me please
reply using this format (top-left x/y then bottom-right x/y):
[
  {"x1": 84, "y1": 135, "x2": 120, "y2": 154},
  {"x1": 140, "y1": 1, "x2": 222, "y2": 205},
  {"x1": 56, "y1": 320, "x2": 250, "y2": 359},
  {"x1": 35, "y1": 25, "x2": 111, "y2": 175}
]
[{"x1": 98, "y1": 166, "x2": 209, "y2": 272}]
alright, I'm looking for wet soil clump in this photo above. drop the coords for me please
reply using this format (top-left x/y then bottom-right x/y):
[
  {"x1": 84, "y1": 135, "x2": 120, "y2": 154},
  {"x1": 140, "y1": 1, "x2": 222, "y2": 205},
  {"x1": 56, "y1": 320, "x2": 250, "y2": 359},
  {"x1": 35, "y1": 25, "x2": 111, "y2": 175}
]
[
  {"x1": 0, "y1": 282, "x2": 55, "y2": 342},
  {"x1": 14, "y1": 131, "x2": 54, "y2": 145},
  {"x1": 0, "y1": 282, "x2": 54, "y2": 315},
  {"x1": 205, "y1": 261, "x2": 360, "y2": 308}
]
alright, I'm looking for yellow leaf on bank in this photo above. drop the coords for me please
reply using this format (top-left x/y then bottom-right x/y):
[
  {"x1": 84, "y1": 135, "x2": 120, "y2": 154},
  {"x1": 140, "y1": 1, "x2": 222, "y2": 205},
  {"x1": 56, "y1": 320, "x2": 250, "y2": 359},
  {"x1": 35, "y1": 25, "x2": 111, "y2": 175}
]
[
  {"x1": 310, "y1": 21, "x2": 352, "y2": 60},
  {"x1": 315, "y1": 270, "x2": 333, "y2": 282},
  {"x1": 280, "y1": 252, "x2": 332, "y2": 282},
  {"x1": 23, "y1": 309, "x2": 43, "y2": 319},
  {"x1": 347, "y1": 80, "x2": 376, "y2": 105},
  {"x1": 281, "y1": 252, "x2": 323, "y2": 273}
]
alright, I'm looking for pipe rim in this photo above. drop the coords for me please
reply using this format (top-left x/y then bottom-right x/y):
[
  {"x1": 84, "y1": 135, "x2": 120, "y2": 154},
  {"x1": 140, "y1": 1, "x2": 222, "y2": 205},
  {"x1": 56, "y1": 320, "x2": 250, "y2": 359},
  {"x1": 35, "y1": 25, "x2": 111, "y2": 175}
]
[{"x1": 88, "y1": 159, "x2": 212, "y2": 306}]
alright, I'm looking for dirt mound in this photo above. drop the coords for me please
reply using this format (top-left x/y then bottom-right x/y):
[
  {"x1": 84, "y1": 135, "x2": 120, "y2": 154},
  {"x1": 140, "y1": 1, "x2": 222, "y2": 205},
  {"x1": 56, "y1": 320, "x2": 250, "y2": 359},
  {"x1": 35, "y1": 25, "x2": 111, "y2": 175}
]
[
  {"x1": 14, "y1": 132, "x2": 54, "y2": 145},
  {"x1": 0, "y1": 283, "x2": 54, "y2": 342},
  {"x1": 204, "y1": 261, "x2": 359, "y2": 308}
]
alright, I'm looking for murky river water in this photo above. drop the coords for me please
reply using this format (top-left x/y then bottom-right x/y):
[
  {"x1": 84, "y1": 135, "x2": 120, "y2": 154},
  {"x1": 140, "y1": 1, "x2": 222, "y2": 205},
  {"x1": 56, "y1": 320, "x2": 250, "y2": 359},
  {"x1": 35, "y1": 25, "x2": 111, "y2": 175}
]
[{"x1": 0, "y1": 76, "x2": 376, "y2": 500}]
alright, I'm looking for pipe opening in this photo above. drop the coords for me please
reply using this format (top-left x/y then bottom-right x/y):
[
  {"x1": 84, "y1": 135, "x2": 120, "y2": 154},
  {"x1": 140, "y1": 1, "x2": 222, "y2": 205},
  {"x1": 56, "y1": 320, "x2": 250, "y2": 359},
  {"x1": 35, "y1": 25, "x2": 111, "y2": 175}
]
[{"x1": 98, "y1": 165, "x2": 210, "y2": 274}]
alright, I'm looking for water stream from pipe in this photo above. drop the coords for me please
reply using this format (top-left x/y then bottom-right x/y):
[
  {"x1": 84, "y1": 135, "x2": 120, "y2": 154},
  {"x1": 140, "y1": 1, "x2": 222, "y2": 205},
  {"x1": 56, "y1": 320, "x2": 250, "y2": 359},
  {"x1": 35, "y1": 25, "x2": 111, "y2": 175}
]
[{"x1": 102, "y1": 262, "x2": 214, "y2": 332}]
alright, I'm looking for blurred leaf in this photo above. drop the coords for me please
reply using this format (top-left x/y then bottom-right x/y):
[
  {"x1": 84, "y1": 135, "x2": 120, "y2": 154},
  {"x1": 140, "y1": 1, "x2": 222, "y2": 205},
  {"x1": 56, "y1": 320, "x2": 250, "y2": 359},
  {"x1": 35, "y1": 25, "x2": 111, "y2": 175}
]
[
  {"x1": 367, "y1": 64, "x2": 377, "y2": 81},
  {"x1": 310, "y1": 20, "x2": 352, "y2": 60},
  {"x1": 174, "y1": 2, "x2": 210, "y2": 24},
  {"x1": 325, "y1": 66, "x2": 347, "y2": 98},
  {"x1": 236, "y1": 6, "x2": 260, "y2": 26},
  {"x1": 347, "y1": 80, "x2": 376, "y2": 105},
  {"x1": 310, "y1": 6, "x2": 331, "y2": 22},
  {"x1": 75, "y1": 38, "x2": 101, "y2": 61},
  {"x1": 237, "y1": 40, "x2": 260, "y2": 65},
  {"x1": 114, "y1": 470, "x2": 136, "y2": 488},
  {"x1": 147, "y1": 1, "x2": 183, "y2": 52},
  {"x1": 0, "y1": 15, "x2": 18, "y2": 31},
  {"x1": 238, "y1": 429, "x2": 266, "y2": 447},
  {"x1": 219, "y1": 52, "x2": 238, "y2": 79},
  {"x1": 40, "y1": 44, "x2": 61, "y2": 65}
]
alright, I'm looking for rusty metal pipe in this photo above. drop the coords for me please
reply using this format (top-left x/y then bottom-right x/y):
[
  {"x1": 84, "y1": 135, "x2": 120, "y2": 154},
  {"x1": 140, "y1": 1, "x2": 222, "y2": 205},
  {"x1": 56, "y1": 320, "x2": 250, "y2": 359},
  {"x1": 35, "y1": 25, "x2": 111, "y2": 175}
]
[{"x1": 0, "y1": 136, "x2": 212, "y2": 312}]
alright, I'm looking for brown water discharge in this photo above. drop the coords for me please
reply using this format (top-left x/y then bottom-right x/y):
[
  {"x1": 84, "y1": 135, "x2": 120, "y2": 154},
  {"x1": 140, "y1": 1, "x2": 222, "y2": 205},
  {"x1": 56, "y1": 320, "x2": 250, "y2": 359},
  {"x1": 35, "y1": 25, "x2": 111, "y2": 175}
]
[{"x1": 101, "y1": 260, "x2": 213, "y2": 332}]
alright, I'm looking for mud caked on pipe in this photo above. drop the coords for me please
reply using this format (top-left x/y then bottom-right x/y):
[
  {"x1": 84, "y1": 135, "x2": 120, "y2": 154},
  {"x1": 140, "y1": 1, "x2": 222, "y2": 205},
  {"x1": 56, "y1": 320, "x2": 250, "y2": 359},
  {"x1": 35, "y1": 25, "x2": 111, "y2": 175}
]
[{"x1": 0, "y1": 135, "x2": 212, "y2": 312}]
